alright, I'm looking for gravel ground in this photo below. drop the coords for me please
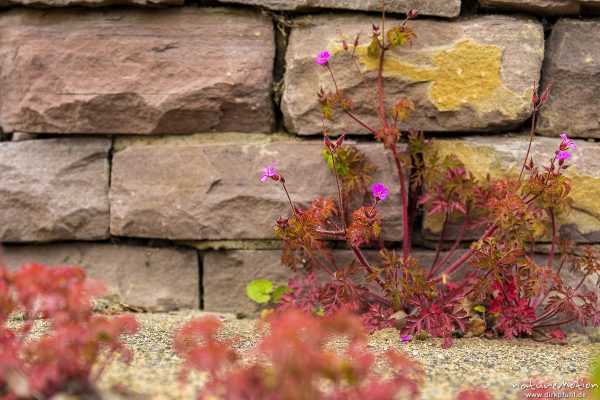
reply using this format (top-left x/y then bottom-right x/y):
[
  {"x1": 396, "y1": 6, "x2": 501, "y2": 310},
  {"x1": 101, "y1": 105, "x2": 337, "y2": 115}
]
[{"x1": 95, "y1": 311, "x2": 600, "y2": 400}]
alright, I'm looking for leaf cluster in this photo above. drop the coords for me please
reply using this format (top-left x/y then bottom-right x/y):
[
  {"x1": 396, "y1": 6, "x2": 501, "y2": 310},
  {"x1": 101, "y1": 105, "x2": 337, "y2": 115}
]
[
  {"x1": 0, "y1": 264, "x2": 138, "y2": 399},
  {"x1": 173, "y1": 308, "x2": 423, "y2": 400}
]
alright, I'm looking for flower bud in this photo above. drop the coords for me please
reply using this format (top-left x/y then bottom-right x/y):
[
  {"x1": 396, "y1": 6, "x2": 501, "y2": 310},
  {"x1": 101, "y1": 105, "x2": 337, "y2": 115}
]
[
  {"x1": 407, "y1": 9, "x2": 419, "y2": 18},
  {"x1": 276, "y1": 216, "x2": 289, "y2": 229},
  {"x1": 324, "y1": 136, "x2": 332, "y2": 148},
  {"x1": 342, "y1": 40, "x2": 349, "y2": 51},
  {"x1": 335, "y1": 132, "x2": 345, "y2": 148}
]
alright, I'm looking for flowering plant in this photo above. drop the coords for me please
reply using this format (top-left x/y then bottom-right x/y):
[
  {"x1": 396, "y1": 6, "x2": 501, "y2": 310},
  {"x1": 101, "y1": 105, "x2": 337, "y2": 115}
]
[
  {"x1": 258, "y1": 5, "x2": 599, "y2": 347},
  {"x1": 0, "y1": 263, "x2": 138, "y2": 399}
]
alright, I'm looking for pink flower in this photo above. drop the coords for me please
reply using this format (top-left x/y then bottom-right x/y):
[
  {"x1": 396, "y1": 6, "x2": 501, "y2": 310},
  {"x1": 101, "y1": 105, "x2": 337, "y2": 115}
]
[
  {"x1": 260, "y1": 162, "x2": 279, "y2": 182},
  {"x1": 559, "y1": 133, "x2": 577, "y2": 151},
  {"x1": 371, "y1": 183, "x2": 389, "y2": 201},
  {"x1": 315, "y1": 51, "x2": 331, "y2": 66},
  {"x1": 557, "y1": 151, "x2": 571, "y2": 161},
  {"x1": 400, "y1": 335, "x2": 412, "y2": 343}
]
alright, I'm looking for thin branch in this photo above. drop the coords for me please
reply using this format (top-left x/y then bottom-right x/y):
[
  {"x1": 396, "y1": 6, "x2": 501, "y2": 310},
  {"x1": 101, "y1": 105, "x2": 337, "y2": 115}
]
[
  {"x1": 329, "y1": 147, "x2": 347, "y2": 233},
  {"x1": 429, "y1": 212, "x2": 449, "y2": 276},
  {"x1": 351, "y1": 244, "x2": 386, "y2": 290},
  {"x1": 391, "y1": 145, "x2": 410, "y2": 261},
  {"x1": 519, "y1": 106, "x2": 537, "y2": 181},
  {"x1": 435, "y1": 222, "x2": 497, "y2": 282}
]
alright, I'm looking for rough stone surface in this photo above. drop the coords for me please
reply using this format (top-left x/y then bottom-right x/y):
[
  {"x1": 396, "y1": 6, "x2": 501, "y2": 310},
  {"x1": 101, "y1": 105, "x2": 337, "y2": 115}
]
[
  {"x1": 479, "y1": 0, "x2": 600, "y2": 15},
  {"x1": 0, "y1": 138, "x2": 110, "y2": 242},
  {"x1": 282, "y1": 15, "x2": 544, "y2": 135},
  {"x1": 2, "y1": 243, "x2": 199, "y2": 311},
  {"x1": 0, "y1": 8, "x2": 274, "y2": 135},
  {"x1": 110, "y1": 140, "x2": 404, "y2": 241},
  {"x1": 421, "y1": 135, "x2": 600, "y2": 243},
  {"x1": 202, "y1": 249, "x2": 463, "y2": 315},
  {"x1": 216, "y1": 0, "x2": 461, "y2": 17},
  {"x1": 0, "y1": 0, "x2": 181, "y2": 7},
  {"x1": 538, "y1": 19, "x2": 600, "y2": 138}
]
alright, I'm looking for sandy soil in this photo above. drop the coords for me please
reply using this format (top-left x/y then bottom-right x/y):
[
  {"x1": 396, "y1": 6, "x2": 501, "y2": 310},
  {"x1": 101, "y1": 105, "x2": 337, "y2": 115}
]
[{"x1": 95, "y1": 311, "x2": 600, "y2": 400}]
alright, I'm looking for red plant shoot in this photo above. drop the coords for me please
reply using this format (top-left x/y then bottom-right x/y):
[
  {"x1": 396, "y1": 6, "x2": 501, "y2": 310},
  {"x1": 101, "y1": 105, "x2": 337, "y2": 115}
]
[
  {"x1": 0, "y1": 263, "x2": 138, "y2": 399},
  {"x1": 258, "y1": 2, "x2": 599, "y2": 347},
  {"x1": 174, "y1": 308, "x2": 423, "y2": 400}
]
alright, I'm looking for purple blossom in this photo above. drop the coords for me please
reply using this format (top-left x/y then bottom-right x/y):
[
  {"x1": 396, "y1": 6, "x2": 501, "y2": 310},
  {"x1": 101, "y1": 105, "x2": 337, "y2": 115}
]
[
  {"x1": 400, "y1": 335, "x2": 412, "y2": 343},
  {"x1": 371, "y1": 183, "x2": 389, "y2": 201},
  {"x1": 557, "y1": 151, "x2": 571, "y2": 161},
  {"x1": 315, "y1": 51, "x2": 331, "y2": 66},
  {"x1": 559, "y1": 133, "x2": 577, "y2": 151},
  {"x1": 260, "y1": 162, "x2": 279, "y2": 182}
]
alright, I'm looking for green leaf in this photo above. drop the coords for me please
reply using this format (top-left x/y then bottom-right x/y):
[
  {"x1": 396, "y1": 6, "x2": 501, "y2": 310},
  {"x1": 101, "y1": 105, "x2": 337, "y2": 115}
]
[
  {"x1": 246, "y1": 279, "x2": 273, "y2": 304},
  {"x1": 387, "y1": 26, "x2": 416, "y2": 48},
  {"x1": 320, "y1": 102, "x2": 334, "y2": 121},
  {"x1": 474, "y1": 305, "x2": 486, "y2": 314},
  {"x1": 322, "y1": 149, "x2": 349, "y2": 177},
  {"x1": 367, "y1": 35, "x2": 381, "y2": 58},
  {"x1": 272, "y1": 285, "x2": 287, "y2": 303}
]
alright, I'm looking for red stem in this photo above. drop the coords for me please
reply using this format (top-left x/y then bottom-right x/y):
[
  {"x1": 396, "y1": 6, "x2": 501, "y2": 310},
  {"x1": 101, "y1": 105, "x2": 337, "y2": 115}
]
[
  {"x1": 535, "y1": 317, "x2": 577, "y2": 329},
  {"x1": 391, "y1": 145, "x2": 410, "y2": 261},
  {"x1": 281, "y1": 181, "x2": 295, "y2": 214},
  {"x1": 351, "y1": 244, "x2": 386, "y2": 290},
  {"x1": 347, "y1": 46, "x2": 381, "y2": 123},
  {"x1": 531, "y1": 209, "x2": 557, "y2": 309},
  {"x1": 329, "y1": 147, "x2": 347, "y2": 233},
  {"x1": 429, "y1": 212, "x2": 449, "y2": 276},
  {"x1": 377, "y1": 49, "x2": 389, "y2": 129},
  {"x1": 344, "y1": 110, "x2": 377, "y2": 134},
  {"x1": 434, "y1": 223, "x2": 497, "y2": 282},
  {"x1": 518, "y1": 109, "x2": 537, "y2": 181},
  {"x1": 547, "y1": 209, "x2": 556, "y2": 268},
  {"x1": 574, "y1": 274, "x2": 588, "y2": 292},
  {"x1": 430, "y1": 212, "x2": 469, "y2": 278},
  {"x1": 326, "y1": 63, "x2": 378, "y2": 134}
]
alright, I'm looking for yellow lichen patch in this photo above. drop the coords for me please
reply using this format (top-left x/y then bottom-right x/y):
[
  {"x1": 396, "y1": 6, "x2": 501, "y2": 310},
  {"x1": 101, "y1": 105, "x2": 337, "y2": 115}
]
[
  {"x1": 427, "y1": 141, "x2": 513, "y2": 181},
  {"x1": 348, "y1": 38, "x2": 526, "y2": 118},
  {"x1": 561, "y1": 170, "x2": 600, "y2": 234}
]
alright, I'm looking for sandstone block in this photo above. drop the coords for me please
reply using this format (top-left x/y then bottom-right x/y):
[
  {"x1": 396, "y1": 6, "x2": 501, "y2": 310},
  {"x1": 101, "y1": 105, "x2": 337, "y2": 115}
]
[
  {"x1": 538, "y1": 19, "x2": 600, "y2": 138},
  {"x1": 422, "y1": 136, "x2": 600, "y2": 243},
  {"x1": 282, "y1": 15, "x2": 544, "y2": 135},
  {"x1": 479, "y1": 0, "x2": 600, "y2": 15},
  {"x1": 0, "y1": 0, "x2": 181, "y2": 7},
  {"x1": 216, "y1": 0, "x2": 460, "y2": 17},
  {"x1": 110, "y1": 140, "x2": 404, "y2": 241},
  {"x1": 2, "y1": 243, "x2": 199, "y2": 311},
  {"x1": 0, "y1": 8, "x2": 274, "y2": 135},
  {"x1": 0, "y1": 138, "x2": 110, "y2": 242}
]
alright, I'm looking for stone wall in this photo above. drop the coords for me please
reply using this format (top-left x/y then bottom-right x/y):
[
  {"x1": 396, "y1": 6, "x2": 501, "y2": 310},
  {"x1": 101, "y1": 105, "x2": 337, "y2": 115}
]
[{"x1": 0, "y1": 0, "x2": 599, "y2": 314}]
